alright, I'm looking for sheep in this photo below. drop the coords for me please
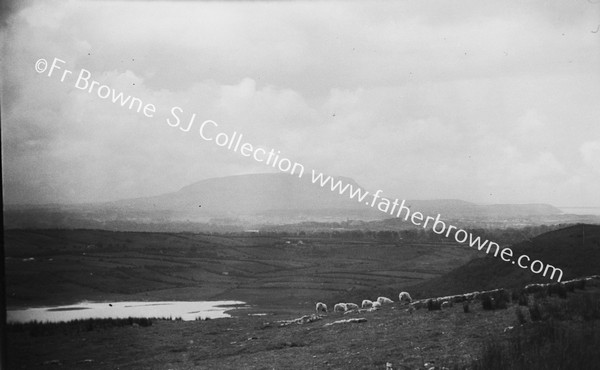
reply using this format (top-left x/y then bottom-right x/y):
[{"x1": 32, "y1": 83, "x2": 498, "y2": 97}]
[
  {"x1": 441, "y1": 301, "x2": 451, "y2": 309},
  {"x1": 361, "y1": 299, "x2": 373, "y2": 308},
  {"x1": 345, "y1": 303, "x2": 359, "y2": 310},
  {"x1": 377, "y1": 296, "x2": 394, "y2": 305},
  {"x1": 334, "y1": 303, "x2": 348, "y2": 312},
  {"x1": 315, "y1": 302, "x2": 328, "y2": 314},
  {"x1": 372, "y1": 301, "x2": 382, "y2": 309},
  {"x1": 398, "y1": 291, "x2": 412, "y2": 303}
]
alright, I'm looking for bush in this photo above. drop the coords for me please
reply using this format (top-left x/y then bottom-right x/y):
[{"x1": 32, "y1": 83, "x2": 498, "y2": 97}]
[
  {"x1": 515, "y1": 307, "x2": 527, "y2": 325},
  {"x1": 427, "y1": 299, "x2": 441, "y2": 311},
  {"x1": 6, "y1": 317, "x2": 154, "y2": 337},
  {"x1": 471, "y1": 318, "x2": 600, "y2": 370},
  {"x1": 463, "y1": 301, "x2": 470, "y2": 313},
  {"x1": 568, "y1": 293, "x2": 600, "y2": 321},
  {"x1": 529, "y1": 303, "x2": 543, "y2": 322},
  {"x1": 482, "y1": 295, "x2": 495, "y2": 310},
  {"x1": 496, "y1": 297, "x2": 508, "y2": 310},
  {"x1": 511, "y1": 290, "x2": 520, "y2": 302},
  {"x1": 548, "y1": 283, "x2": 567, "y2": 299},
  {"x1": 481, "y1": 290, "x2": 510, "y2": 311},
  {"x1": 518, "y1": 294, "x2": 529, "y2": 306},
  {"x1": 533, "y1": 288, "x2": 548, "y2": 300}
]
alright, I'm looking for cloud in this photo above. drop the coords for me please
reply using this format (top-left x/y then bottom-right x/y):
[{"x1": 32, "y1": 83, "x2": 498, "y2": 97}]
[
  {"x1": 2, "y1": 0, "x2": 600, "y2": 207},
  {"x1": 581, "y1": 141, "x2": 600, "y2": 173}
]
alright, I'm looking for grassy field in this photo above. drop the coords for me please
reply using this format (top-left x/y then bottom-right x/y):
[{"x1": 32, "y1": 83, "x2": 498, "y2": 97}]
[
  {"x1": 4, "y1": 229, "x2": 480, "y2": 310},
  {"x1": 6, "y1": 286, "x2": 600, "y2": 369},
  {"x1": 6, "y1": 227, "x2": 600, "y2": 369}
]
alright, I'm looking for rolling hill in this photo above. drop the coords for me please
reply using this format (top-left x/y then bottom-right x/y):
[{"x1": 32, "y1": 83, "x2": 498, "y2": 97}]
[{"x1": 410, "y1": 223, "x2": 600, "y2": 298}]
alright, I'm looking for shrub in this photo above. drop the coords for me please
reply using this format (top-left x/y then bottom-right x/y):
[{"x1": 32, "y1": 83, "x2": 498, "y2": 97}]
[
  {"x1": 471, "y1": 318, "x2": 600, "y2": 370},
  {"x1": 533, "y1": 287, "x2": 548, "y2": 300},
  {"x1": 569, "y1": 293, "x2": 600, "y2": 321},
  {"x1": 463, "y1": 301, "x2": 470, "y2": 313},
  {"x1": 482, "y1": 295, "x2": 494, "y2": 310},
  {"x1": 496, "y1": 297, "x2": 508, "y2": 310},
  {"x1": 529, "y1": 303, "x2": 543, "y2": 322},
  {"x1": 511, "y1": 290, "x2": 520, "y2": 302},
  {"x1": 6, "y1": 317, "x2": 155, "y2": 337},
  {"x1": 518, "y1": 294, "x2": 529, "y2": 306},
  {"x1": 427, "y1": 299, "x2": 441, "y2": 311},
  {"x1": 515, "y1": 307, "x2": 527, "y2": 325},
  {"x1": 548, "y1": 283, "x2": 567, "y2": 299}
]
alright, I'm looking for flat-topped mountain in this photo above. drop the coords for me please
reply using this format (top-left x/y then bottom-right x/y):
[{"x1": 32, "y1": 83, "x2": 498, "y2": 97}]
[
  {"x1": 107, "y1": 173, "x2": 367, "y2": 215},
  {"x1": 4, "y1": 173, "x2": 568, "y2": 230}
]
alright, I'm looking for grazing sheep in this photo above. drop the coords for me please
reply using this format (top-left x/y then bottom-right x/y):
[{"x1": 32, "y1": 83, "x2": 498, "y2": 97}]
[
  {"x1": 361, "y1": 299, "x2": 373, "y2": 308},
  {"x1": 441, "y1": 301, "x2": 451, "y2": 309},
  {"x1": 334, "y1": 303, "x2": 348, "y2": 312},
  {"x1": 377, "y1": 296, "x2": 394, "y2": 305},
  {"x1": 372, "y1": 301, "x2": 382, "y2": 309},
  {"x1": 315, "y1": 302, "x2": 328, "y2": 314},
  {"x1": 345, "y1": 303, "x2": 359, "y2": 310},
  {"x1": 398, "y1": 291, "x2": 412, "y2": 303}
]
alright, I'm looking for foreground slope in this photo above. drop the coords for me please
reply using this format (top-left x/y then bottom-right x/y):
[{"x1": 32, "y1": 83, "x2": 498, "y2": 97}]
[{"x1": 411, "y1": 224, "x2": 600, "y2": 298}]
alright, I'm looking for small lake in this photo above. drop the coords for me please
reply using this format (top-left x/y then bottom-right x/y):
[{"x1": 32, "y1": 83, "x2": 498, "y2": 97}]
[{"x1": 6, "y1": 300, "x2": 246, "y2": 324}]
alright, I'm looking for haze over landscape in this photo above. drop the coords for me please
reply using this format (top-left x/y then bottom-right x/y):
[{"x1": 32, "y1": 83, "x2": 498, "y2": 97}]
[
  {"x1": 2, "y1": 1, "x2": 600, "y2": 369},
  {"x1": 2, "y1": 0, "x2": 600, "y2": 210}
]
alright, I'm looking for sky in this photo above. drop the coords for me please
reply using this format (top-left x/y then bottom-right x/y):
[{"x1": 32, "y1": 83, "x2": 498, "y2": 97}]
[{"x1": 1, "y1": 0, "x2": 600, "y2": 207}]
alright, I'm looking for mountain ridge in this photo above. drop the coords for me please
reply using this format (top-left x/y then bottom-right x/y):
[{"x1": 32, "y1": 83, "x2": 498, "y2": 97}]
[{"x1": 4, "y1": 173, "x2": 571, "y2": 229}]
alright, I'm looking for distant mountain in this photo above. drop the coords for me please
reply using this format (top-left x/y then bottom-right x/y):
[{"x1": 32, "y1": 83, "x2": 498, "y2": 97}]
[
  {"x1": 409, "y1": 224, "x2": 600, "y2": 298},
  {"x1": 4, "y1": 173, "x2": 571, "y2": 230},
  {"x1": 106, "y1": 173, "x2": 369, "y2": 215},
  {"x1": 96, "y1": 173, "x2": 564, "y2": 219},
  {"x1": 404, "y1": 200, "x2": 562, "y2": 218}
]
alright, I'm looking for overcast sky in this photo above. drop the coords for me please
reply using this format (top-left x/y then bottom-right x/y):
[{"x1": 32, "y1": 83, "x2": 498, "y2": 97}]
[{"x1": 2, "y1": 0, "x2": 599, "y2": 207}]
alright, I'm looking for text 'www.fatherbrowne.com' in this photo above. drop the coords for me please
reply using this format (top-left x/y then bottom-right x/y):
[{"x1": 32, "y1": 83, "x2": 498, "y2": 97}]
[{"x1": 35, "y1": 56, "x2": 564, "y2": 282}]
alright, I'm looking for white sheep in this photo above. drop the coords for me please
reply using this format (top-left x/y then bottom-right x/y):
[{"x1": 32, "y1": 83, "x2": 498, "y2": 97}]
[
  {"x1": 334, "y1": 303, "x2": 348, "y2": 312},
  {"x1": 398, "y1": 291, "x2": 412, "y2": 303},
  {"x1": 345, "y1": 303, "x2": 359, "y2": 310},
  {"x1": 361, "y1": 299, "x2": 373, "y2": 308},
  {"x1": 377, "y1": 296, "x2": 394, "y2": 305},
  {"x1": 372, "y1": 301, "x2": 382, "y2": 309},
  {"x1": 315, "y1": 302, "x2": 328, "y2": 314}
]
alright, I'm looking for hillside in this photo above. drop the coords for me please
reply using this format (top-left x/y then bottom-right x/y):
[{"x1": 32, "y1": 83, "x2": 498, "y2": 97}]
[
  {"x1": 105, "y1": 173, "x2": 372, "y2": 217},
  {"x1": 3, "y1": 173, "x2": 568, "y2": 230},
  {"x1": 410, "y1": 224, "x2": 600, "y2": 298}
]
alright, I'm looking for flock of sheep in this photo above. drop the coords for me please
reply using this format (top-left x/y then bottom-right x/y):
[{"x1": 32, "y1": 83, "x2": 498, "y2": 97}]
[
  {"x1": 315, "y1": 291, "x2": 413, "y2": 314},
  {"x1": 314, "y1": 275, "x2": 600, "y2": 316}
]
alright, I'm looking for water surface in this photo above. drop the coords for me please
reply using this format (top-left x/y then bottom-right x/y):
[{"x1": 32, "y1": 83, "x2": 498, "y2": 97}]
[{"x1": 6, "y1": 300, "x2": 246, "y2": 323}]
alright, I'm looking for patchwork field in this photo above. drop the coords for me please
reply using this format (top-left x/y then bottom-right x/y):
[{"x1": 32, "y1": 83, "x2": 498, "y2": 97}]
[{"x1": 4, "y1": 229, "x2": 480, "y2": 310}]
